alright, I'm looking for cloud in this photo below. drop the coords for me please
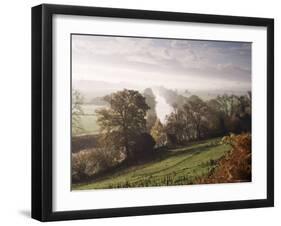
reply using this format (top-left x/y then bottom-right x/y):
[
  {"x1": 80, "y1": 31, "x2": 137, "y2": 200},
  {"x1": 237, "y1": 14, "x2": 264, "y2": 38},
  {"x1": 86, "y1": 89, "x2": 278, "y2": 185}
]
[{"x1": 72, "y1": 35, "x2": 251, "y2": 91}]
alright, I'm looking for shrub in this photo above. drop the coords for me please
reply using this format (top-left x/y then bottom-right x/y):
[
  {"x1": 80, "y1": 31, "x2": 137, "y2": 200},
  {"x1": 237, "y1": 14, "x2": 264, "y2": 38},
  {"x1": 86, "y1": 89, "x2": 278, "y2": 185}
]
[
  {"x1": 72, "y1": 146, "x2": 123, "y2": 183},
  {"x1": 197, "y1": 133, "x2": 251, "y2": 184},
  {"x1": 72, "y1": 151, "x2": 93, "y2": 182},
  {"x1": 130, "y1": 133, "x2": 156, "y2": 163},
  {"x1": 151, "y1": 119, "x2": 168, "y2": 147}
]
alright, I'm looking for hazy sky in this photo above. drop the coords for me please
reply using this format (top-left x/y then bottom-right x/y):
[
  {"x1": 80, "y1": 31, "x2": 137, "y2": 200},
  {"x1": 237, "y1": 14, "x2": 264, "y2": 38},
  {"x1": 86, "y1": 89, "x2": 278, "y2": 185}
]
[{"x1": 72, "y1": 34, "x2": 251, "y2": 91}]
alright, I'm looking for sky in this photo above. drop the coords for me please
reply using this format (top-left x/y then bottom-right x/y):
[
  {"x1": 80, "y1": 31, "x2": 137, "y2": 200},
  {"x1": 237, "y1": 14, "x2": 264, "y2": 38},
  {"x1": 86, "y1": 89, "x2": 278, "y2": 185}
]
[{"x1": 72, "y1": 34, "x2": 251, "y2": 92}]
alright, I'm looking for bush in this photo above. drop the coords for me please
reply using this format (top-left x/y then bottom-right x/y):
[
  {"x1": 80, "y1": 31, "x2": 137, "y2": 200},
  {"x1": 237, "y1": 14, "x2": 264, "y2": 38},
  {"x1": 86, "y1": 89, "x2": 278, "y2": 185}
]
[
  {"x1": 197, "y1": 133, "x2": 251, "y2": 184},
  {"x1": 72, "y1": 146, "x2": 123, "y2": 183},
  {"x1": 150, "y1": 119, "x2": 168, "y2": 147},
  {"x1": 130, "y1": 133, "x2": 156, "y2": 163},
  {"x1": 72, "y1": 150, "x2": 94, "y2": 182}
]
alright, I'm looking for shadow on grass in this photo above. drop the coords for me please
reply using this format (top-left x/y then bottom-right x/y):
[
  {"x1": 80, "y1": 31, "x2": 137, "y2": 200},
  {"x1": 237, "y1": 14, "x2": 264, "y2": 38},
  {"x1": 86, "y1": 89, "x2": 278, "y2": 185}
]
[
  {"x1": 153, "y1": 141, "x2": 219, "y2": 161},
  {"x1": 135, "y1": 144, "x2": 219, "y2": 177},
  {"x1": 72, "y1": 139, "x2": 220, "y2": 188}
]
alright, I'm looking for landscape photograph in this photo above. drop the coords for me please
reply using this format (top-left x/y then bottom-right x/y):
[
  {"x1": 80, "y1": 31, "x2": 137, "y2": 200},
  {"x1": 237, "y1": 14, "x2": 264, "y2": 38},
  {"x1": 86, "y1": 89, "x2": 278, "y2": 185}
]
[{"x1": 71, "y1": 34, "x2": 252, "y2": 190}]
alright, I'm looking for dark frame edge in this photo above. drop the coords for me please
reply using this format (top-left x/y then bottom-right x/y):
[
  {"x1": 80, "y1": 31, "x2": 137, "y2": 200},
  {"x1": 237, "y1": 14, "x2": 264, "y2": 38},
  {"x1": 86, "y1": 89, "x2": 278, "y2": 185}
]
[
  {"x1": 266, "y1": 18, "x2": 274, "y2": 207},
  {"x1": 31, "y1": 5, "x2": 43, "y2": 221},
  {"x1": 41, "y1": 3, "x2": 273, "y2": 26},
  {"x1": 46, "y1": 199, "x2": 272, "y2": 222},
  {"x1": 31, "y1": 4, "x2": 53, "y2": 222}
]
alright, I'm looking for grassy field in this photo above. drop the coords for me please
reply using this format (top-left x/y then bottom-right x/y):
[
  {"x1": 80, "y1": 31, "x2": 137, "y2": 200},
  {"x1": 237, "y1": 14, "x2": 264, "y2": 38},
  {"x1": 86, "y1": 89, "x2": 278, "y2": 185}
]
[{"x1": 72, "y1": 137, "x2": 231, "y2": 190}]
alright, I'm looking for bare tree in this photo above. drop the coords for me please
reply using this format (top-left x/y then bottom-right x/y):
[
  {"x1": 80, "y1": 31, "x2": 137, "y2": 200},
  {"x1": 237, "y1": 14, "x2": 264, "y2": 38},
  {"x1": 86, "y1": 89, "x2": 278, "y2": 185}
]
[{"x1": 72, "y1": 89, "x2": 84, "y2": 135}]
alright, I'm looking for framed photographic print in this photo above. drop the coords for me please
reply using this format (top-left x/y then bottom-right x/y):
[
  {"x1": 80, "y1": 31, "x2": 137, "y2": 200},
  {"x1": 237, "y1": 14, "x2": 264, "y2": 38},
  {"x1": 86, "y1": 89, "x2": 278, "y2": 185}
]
[{"x1": 32, "y1": 4, "x2": 274, "y2": 221}]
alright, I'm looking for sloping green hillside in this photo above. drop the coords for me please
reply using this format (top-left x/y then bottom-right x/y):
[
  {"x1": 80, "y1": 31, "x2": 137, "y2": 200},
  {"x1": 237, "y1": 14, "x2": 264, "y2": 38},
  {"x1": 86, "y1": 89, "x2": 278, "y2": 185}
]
[{"x1": 72, "y1": 138, "x2": 231, "y2": 190}]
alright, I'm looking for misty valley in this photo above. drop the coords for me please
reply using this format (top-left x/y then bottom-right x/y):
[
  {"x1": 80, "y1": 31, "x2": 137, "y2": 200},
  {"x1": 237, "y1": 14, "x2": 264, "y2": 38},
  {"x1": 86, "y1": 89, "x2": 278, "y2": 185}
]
[
  {"x1": 71, "y1": 83, "x2": 251, "y2": 189},
  {"x1": 71, "y1": 35, "x2": 252, "y2": 190}
]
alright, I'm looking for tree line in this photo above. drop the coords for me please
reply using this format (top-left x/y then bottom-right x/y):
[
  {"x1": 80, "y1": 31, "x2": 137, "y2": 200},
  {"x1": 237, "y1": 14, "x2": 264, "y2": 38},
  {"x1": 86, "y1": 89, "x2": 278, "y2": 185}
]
[{"x1": 72, "y1": 88, "x2": 251, "y2": 181}]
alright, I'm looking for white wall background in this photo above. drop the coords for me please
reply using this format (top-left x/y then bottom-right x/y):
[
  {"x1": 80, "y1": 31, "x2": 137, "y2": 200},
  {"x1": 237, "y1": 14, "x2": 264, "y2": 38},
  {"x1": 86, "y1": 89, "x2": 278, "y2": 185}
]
[{"x1": 0, "y1": 0, "x2": 279, "y2": 225}]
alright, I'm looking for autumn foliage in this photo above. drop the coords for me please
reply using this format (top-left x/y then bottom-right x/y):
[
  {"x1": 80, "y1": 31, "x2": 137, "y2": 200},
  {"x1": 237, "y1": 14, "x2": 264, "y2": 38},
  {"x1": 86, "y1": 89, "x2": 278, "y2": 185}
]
[{"x1": 197, "y1": 133, "x2": 251, "y2": 184}]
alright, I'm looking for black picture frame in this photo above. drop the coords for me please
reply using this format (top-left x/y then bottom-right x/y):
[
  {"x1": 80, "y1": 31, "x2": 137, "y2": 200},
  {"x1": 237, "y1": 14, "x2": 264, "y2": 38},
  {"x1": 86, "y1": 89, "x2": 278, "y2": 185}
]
[{"x1": 32, "y1": 4, "x2": 274, "y2": 222}]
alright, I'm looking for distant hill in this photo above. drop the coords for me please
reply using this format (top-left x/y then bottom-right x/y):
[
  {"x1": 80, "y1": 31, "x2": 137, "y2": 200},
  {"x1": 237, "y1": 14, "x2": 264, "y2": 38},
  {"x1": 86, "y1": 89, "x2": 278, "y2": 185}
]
[
  {"x1": 73, "y1": 80, "x2": 143, "y2": 101},
  {"x1": 73, "y1": 79, "x2": 249, "y2": 102}
]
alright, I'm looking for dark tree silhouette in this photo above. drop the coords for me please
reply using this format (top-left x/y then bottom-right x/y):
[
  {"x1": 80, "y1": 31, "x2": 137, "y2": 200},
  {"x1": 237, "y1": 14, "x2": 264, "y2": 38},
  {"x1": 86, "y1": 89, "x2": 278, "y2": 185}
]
[{"x1": 96, "y1": 89, "x2": 150, "y2": 161}]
